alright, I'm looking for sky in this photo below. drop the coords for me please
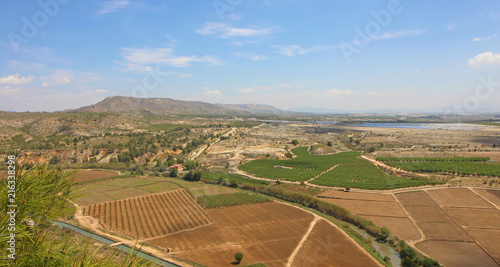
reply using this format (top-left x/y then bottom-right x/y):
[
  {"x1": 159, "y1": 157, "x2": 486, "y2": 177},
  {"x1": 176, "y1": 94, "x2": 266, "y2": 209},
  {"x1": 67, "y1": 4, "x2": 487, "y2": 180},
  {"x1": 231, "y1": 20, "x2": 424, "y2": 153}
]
[{"x1": 1, "y1": 0, "x2": 500, "y2": 113}]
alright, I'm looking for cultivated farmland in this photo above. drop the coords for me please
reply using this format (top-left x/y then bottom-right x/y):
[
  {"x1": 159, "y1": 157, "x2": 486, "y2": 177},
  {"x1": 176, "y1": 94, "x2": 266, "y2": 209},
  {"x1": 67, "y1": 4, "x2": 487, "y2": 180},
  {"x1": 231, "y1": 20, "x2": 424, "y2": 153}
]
[
  {"x1": 240, "y1": 147, "x2": 438, "y2": 189},
  {"x1": 73, "y1": 169, "x2": 121, "y2": 183},
  {"x1": 378, "y1": 156, "x2": 500, "y2": 177},
  {"x1": 83, "y1": 189, "x2": 212, "y2": 239},
  {"x1": 197, "y1": 192, "x2": 271, "y2": 208}
]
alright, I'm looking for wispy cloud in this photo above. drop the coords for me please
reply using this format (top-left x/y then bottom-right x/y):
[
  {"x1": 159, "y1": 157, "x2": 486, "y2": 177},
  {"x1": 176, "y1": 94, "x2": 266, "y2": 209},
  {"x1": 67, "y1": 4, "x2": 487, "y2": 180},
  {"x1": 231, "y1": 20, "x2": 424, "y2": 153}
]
[
  {"x1": 270, "y1": 44, "x2": 335, "y2": 57},
  {"x1": 202, "y1": 90, "x2": 222, "y2": 96},
  {"x1": 8, "y1": 61, "x2": 46, "y2": 71},
  {"x1": 119, "y1": 47, "x2": 221, "y2": 69},
  {"x1": 370, "y1": 30, "x2": 425, "y2": 41},
  {"x1": 196, "y1": 22, "x2": 276, "y2": 38},
  {"x1": 468, "y1": 52, "x2": 500, "y2": 67},
  {"x1": 239, "y1": 83, "x2": 303, "y2": 94},
  {"x1": 0, "y1": 86, "x2": 22, "y2": 96},
  {"x1": 232, "y1": 52, "x2": 267, "y2": 61},
  {"x1": 472, "y1": 33, "x2": 498, "y2": 42},
  {"x1": 0, "y1": 73, "x2": 35, "y2": 85},
  {"x1": 96, "y1": 0, "x2": 132, "y2": 15}
]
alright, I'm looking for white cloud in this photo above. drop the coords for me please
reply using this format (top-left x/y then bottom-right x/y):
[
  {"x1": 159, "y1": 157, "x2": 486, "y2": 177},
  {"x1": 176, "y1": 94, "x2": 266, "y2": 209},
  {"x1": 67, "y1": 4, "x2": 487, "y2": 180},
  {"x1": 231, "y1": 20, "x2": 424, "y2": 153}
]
[
  {"x1": 468, "y1": 52, "x2": 500, "y2": 67},
  {"x1": 0, "y1": 86, "x2": 21, "y2": 96},
  {"x1": 179, "y1": 74, "x2": 192, "y2": 77},
  {"x1": 0, "y1": 73, "x2": 34, "y2": 85},
  {"x1": 202, "y1": 90, "x2": 222, "y2": 96},
  {"x1": 42, "y1": 82, "x2": 49, "y2": 87},
  {"x1": 370, "y1": 30, "x2": 425, "y2": 41},
  {"x1": 239, "y1": 83, "x2": 303, "y2": 94},
  {"x1": 202, "y1": 86, "x2": 210, "y2": 90},
  {"x1": 271, "y1": 44, "x2": 335, "y2": 57},
  {"x1": 51, "y1": 70, "x2": 73, "y2": 85},
  {"x1": 196, "y1": 22, "x2": 275, "y2": 38},
  {"x1": 120, "y1": 47, "x2": 221, "y2": 69},
  {"x1": 232, "y1": 52, "x2": 267, "y2": 61},
  {"x1": 96, "y1": 0, "x2": 132, "y2": 15},
  {"x1": 472, "y1": 33, "x2": 498, "y2": 42}
]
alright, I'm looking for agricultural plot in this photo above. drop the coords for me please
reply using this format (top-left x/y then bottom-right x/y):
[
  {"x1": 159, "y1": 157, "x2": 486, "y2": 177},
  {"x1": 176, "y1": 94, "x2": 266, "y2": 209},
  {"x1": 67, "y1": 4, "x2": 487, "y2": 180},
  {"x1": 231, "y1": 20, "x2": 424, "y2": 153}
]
[
  {"x1": 474, "y1": 189, "x2": 500, "y2": 207},
  {"x1": 83, "y1": 189, "x2": 212, "y2": 239},
  {"x1": 417, "y1": 241, "x2": 498, "y2": 267},
  {"x1": 417, "y1": 222, "x2": 472, "y2": 241},
  {"x1": 202, "y1": 172, "x2": 270, "y2": 185},
  {"x1": 238, "y1": 147, "x2": 356, "y2": 182},
  {"x1": 426, "y1": 188, "x2": 494, "y2": 208},
  {"x1": 468, "y1": 229, "x2": 500, "y2": 263},
  {"x1": 73, "y1": 169, "x2": 120, "y2": 183},
  {"x1": 403, "y1": 206, "x2": 452, "y2": 222},
  {"x1": 444, "y1": 208, "x2": 500, "y2": 229},
  {"x1": 197, "y1": 192, "x2": 271, "y2": 208},
  {"x1": 318, "y1": 190, "x2": 419, "y2": 240},
  {"x1": 378, "y1": 156, "x2": 500, "y2": 177},
  {"x1": 148, "y1": 202, "x2": 315, "y2": 267},
  {"x1": 311, "y1": 159, "x2": 433, "y2": 190},
  {"x1": 71, "y1": 176, "x2": 181, "y2": 205},
  {"x1": 290, "y1": 219, "x2": 381, "y2": 267},
  {"x1": 396, "y1": 191, "x2": 438, "y2": 206},
  {"x1": 240, "y1": 147, "x2": 437, "y2": 189}
]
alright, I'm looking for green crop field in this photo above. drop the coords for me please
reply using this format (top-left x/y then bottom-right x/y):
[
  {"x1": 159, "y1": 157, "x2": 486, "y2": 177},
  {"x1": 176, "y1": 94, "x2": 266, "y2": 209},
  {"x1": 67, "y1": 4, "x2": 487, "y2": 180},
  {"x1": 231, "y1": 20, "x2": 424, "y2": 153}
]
[
  {"x1": 197, "y1": 192, "x2": 271, "y2": 208},
  {"x1": 377, "y1": 156, "x2": 500, "y2": 177},
  {"x1": 202, "y1": 172, "x2": 270, "y2": 185},
  {"x1": 238, "y1": 147, "x2": 357, "y2": 182},
  {"x1": 239, "y1": 147, "x2": 440, "y2": 189}
]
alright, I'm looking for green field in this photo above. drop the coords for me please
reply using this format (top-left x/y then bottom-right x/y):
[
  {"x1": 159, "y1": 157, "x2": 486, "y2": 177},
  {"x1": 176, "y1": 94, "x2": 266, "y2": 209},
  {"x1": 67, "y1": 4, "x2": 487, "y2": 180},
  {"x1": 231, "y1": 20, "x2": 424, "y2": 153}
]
[
  {"x1": 238, "y1": 147, "x2": 354, "y2": 182},
  {"x1": 239, "y1": 147, "x2": 440, "y2": 189},
  {"x1": 377, "y1": 156, "x2": 500, "y2": 177},
  {"x1": 197, "y1": 192, "x2": 271, "y2": 208},
  {"x1": 311, "y1": 156, "x2": 438, "y2": 190}
]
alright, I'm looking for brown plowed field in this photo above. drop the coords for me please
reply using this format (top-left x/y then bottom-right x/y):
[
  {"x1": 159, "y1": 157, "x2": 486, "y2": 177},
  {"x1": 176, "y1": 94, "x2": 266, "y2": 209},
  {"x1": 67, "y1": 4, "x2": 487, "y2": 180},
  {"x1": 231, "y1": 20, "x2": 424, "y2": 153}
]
[
  {"x1": 426, "y1": 188, "x2": 494, "y2": 208},
  {"x1": 318, "y1": 190, "x2": 394, "y2": 202},
  {"x1": 468, "y1": 229, "x2": 500, "y2": 263},
  {"x1": 104, "y1": 187, "x2": 151, "y2": 200},
  {"x1": 148, "y1": 202, "x2": 375, "y2": 267},
  {"x1": 319, "y1": 199, "x2": 406, "y2": 217},
  {"x1": 74, "y1": 169, "x2": 120, "y2": 183},
  {"x1": 475, "y1": 189, "x2": 500, "y2": 207},
  {"x1": 404, "y1": 206, "x2": 452, "y2": 222},
  {"x1": 418, "y1": 222, "x2": 473, "y2": 241},
  {"x1": 417, "y1": 241, "x2": 498, "y2": 267},
  {"x1": 149, "y1": 202, "x2": 313, "y2": 266},
  {"x1": 444, "y1": 208, "x2": 500, "y2": 229},
  {"x1": 361, "y1": 216, "x2": 421, "y2": 241},
  {"x1": 290, "y1": 219, "x2": 380, "y2": 267},
  {"x1": 83, "y1": 189, "x2": 212, "y2": 239},
  {"x1": 396, "y1": 191, "x2": 437, "y2": 206}
]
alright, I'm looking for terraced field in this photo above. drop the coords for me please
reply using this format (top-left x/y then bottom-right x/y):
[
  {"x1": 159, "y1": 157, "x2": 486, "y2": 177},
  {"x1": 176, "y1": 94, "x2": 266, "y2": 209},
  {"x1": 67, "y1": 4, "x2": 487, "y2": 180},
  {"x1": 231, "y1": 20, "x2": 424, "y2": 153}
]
[{"x1": 83, "y1": 189, "x2": 212, "y2": 239}]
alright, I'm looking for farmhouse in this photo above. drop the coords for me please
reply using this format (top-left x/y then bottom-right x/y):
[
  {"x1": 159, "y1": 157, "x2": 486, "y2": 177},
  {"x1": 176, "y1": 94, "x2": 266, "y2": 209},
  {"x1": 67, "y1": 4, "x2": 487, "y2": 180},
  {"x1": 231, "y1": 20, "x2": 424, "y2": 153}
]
[{"x1": 168, "y1": 164, "x2": 183, "y2": 172}]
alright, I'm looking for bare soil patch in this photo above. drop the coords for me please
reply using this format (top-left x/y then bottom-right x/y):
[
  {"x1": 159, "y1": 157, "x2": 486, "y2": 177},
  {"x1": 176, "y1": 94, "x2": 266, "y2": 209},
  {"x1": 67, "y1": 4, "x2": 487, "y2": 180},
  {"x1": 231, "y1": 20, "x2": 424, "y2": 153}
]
[
  {"x1": 404, "y1": 206, "x2": 452, "y2": 222},
  {"x1": 444, "y1": 208, "x2": 500, "y2": 229},
  {"x1": 467, "y1": 228, "x2": 500, "y2": 263},
  {"x1": 318, "y1": 190, "x2": 394, "y2": 202},
  {"x1": 418, "y1": 222, "x2": 473, "y2": 241},
  {"x1": 320, "y1": 198, "x2": 406, "y2": 217},
  {"x1": 417, "y1": 241, "x2": 498, "y2": 267},
  {"x1": 74, "y1": 169, "x2": 120, "y2": 183},
  {"x1": 83, "y1": 189, "x2": 212, "y2": 239},
  {"x1": 291, "y1": 219, "x2": 381, "y2": 267},
  {"x1": 361, "y1": 216, "x2": 421, "y2": 241},
  {"x1": 396, "y1": 191, "x2": 438, "y2": 206},
  {"x1": 426, "y1": 188, "x2": 494, "y2": 208},
  {"x1": 148, "y1": 202, "x2": 314, "y2": 267},
  {"x1": 474, "y1": 189, "x2": 500, "y2": 208}
]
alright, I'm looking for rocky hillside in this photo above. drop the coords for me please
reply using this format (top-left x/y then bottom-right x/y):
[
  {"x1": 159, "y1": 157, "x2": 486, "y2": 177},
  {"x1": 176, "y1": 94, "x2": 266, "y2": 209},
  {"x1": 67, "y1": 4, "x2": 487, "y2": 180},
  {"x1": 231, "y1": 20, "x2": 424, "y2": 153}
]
[{"x1": 72, "y1": 96, "x2": 286, "y2": 115}]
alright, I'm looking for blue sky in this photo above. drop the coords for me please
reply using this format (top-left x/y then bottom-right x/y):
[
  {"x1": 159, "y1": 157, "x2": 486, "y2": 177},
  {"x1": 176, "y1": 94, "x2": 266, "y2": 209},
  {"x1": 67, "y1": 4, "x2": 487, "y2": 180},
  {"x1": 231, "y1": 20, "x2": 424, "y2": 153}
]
[{"x1": 1, "y1": 0, "x2": 499, "y2": 112}]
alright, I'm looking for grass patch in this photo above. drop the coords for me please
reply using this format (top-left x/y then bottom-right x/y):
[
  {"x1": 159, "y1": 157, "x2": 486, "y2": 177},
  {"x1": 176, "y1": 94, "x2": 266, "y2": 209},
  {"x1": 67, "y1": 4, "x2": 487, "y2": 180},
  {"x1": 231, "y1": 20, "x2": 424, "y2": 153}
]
[
  {"x1": 202, "y1": 172, "x2": 270, "y2": 185},
  {"x1": 197, "y1": 192, "x2": 271, "y2": 208}
]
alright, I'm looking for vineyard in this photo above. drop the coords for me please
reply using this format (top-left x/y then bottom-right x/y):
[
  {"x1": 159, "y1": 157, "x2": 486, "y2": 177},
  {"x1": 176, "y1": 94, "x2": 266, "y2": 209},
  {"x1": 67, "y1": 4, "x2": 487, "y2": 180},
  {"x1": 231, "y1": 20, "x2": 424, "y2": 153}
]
[
  {"x1": 238, "y1": 147, "x2": 359, "y2": 182},
  {"x1": 83, "y1": 189, "x2": 212, "y2": 239},
  {"x1": 311, "y1": 155, "x2": 438, "y2": 189},
  {"x1": 197, "y1": 192, "x2": 271, "y2": 208},
  {"x1": 377, "y1": 156, "x2": 500, "y2": 177}
]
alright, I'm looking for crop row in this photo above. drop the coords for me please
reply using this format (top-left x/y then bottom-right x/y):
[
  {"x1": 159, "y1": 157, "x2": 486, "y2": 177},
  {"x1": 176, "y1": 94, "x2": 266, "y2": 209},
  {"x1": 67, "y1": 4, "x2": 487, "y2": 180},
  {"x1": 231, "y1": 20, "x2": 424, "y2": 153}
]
[
  {"x1": 382, "y1": 160, "x2": 500, "y2": 177},
  {"x1": 376, "y1": 156, "x2": 489, "y2": 162},
  {"x1": 311, "y1": 160, "x2": 437, "y2": 190},
  {"x1": 238, "y1": 147, "x2": 360, "y2": 182},
  {"x1": 197, "y1": 192, "x2": 271, "y2": 208}
]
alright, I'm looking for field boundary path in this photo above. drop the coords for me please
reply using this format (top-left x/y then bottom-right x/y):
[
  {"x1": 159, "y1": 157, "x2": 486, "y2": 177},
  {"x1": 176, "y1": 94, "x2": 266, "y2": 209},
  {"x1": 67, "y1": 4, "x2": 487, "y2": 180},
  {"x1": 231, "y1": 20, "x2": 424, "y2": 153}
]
[
  {"x1": 304, "y1": 164, "x2": 339, "y2": 184},
  {"x1": 286, "y1": 217, "x2": 319, "y2": 267},
  {"x1": 470, "y1": 188, "x2": 500, "y2": 210}
]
